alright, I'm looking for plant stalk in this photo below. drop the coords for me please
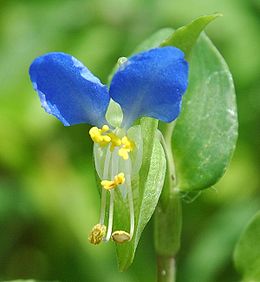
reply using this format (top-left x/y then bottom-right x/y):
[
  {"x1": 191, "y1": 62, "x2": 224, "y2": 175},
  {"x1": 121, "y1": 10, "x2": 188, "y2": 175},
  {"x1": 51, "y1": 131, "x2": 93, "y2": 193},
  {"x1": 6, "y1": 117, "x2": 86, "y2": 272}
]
[
  {"x1": 155, "y1": 122, "x2": 182, "y2": 282},
  {"x1": 157, "y1": 256, "x2": 176, "y2": 282}
]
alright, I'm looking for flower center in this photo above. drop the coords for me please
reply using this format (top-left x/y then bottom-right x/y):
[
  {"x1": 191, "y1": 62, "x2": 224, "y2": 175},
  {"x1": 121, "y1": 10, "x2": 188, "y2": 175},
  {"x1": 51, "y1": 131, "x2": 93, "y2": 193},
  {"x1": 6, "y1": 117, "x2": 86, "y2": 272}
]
[
  {"x1": 89, "y1": 124, "x2": 134, "y2": 159},
  {"x1": 88, "y1": 125, "x2": 140, "y2": 245}
]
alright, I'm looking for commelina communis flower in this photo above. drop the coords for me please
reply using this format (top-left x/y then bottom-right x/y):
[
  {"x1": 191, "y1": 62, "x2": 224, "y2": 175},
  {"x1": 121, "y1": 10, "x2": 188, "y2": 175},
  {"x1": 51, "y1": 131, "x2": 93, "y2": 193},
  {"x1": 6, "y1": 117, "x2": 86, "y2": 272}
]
[{"x1": 29, "y1": 46, "x2": 189, "y2": 245}]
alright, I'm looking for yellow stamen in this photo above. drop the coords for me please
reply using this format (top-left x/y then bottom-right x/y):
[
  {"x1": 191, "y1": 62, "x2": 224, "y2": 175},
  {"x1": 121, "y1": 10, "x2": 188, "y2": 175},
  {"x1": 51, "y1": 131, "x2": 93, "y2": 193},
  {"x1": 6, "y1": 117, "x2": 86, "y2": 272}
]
[
  {"x1": 118, "y1": 148, "x2": 128, "y2": 160},
  {"x1": 112, "y1": 230, "x2": 131, "y2": 243},
  {"x1": 101, "y1": 125, "x2": 109, "y2": 132},
  {"x1": 89, "y1": 125, "x2": 111, "y2": 147},
  {"x1": 88, "y1": 224, "x2": 106, "y2": 245},
  {"x1": 108, "y1": 132, "x2": 122, "y2": 151},
  {"x1": 101, "y1": 173, "x2": 125, "y2": 190},
  {"x1": 118, "y1": 136, "x2": 135, "y2": 160},
  {"x1": 89, "y1": 125, "x2": 135, "y2": 158},
  {"x1": 122, "y1": 136, "x2": 135, "y2": 150}
]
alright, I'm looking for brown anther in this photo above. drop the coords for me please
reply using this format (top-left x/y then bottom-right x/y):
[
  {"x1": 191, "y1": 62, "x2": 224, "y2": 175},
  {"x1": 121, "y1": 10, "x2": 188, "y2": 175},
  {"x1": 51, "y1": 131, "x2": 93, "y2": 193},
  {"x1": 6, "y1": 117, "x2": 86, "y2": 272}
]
[
  {"x1": 111, "y1": 230, "x2": 131, "y2": 243},
  {"x1": 88, "y1": 224, "x2": 106, "y2": 245}
]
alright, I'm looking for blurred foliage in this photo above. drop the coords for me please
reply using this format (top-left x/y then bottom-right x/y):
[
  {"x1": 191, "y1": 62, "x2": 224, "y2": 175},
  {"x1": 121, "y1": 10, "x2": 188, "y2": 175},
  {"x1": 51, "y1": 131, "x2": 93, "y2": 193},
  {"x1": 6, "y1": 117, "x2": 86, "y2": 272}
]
[
  {"x1": 234, "y1": 211, "x2": 260, "y2": 282},
  {"x1": 0, "y1": 0, "x2": 259, "y2": 281}
]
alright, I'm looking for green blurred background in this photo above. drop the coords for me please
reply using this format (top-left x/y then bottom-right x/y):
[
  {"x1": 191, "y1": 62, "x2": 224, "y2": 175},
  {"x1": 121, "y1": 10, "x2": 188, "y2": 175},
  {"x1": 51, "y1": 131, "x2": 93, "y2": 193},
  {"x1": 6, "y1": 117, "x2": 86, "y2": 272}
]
[{"x1": 0, "y1": 0, "x2": 259, "y2": 281}]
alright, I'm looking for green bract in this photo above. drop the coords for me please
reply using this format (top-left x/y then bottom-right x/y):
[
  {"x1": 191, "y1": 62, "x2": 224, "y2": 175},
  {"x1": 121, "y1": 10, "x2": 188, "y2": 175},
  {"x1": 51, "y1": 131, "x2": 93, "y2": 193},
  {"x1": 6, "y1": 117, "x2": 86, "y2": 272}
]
[{"x1": 113, "y1": 118, "x2": 166, "y2": 271}]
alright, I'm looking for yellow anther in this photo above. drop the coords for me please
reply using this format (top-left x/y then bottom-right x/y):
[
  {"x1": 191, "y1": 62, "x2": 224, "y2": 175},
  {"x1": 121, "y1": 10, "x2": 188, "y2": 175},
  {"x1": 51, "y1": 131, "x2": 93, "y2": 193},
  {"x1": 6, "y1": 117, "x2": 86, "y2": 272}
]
[
  {"x1": 89, "y1": 126, "x2": 135, "y2": 157},
  {"x1": 88, "y1": 224, "x2": 106, "y2": 245},
  {"x1": 103, "y1": 135, "x2": 111, "y2": 142},
  {"x1": 118, "y1": 136, "x2": 135, "y2": 160},
  {"x1": 101, "y1": 173, "x2": 125, "y2": 190},
  {"x1": 107, "y1": 132, "x2": 122, "y2": 151},
  {"x1": 112, "y1": 230, "x2": 131, "y2": 243},
  {"x1": 114, "y1": 173, "x2": 125, "y2": 185},
  {"x1": 118, "y1": 148, "x2": 129, "y2": 160},
  {"x1": 89, "y1": 125, "x2": 111, "y2": 146},
  {"x1": 122, "y1": 136, "x2": 135, "y2": 150},
  {"x1": 101, "y1": 125, "x2": 109, "y2": 132}
]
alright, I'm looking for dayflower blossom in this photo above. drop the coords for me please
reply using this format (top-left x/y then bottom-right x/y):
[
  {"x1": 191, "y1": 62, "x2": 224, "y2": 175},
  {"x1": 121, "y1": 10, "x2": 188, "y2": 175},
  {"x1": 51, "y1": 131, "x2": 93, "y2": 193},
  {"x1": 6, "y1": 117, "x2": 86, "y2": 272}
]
[{"x1": 29, "y1": 47, "x2": 188, "y2": 245}]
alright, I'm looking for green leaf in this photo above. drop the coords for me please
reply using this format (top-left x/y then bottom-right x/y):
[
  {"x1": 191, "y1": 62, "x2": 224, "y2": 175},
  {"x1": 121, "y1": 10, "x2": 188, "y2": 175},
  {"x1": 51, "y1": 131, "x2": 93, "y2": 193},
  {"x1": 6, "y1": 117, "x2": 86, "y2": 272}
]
[
  {"x1": 113, "y1": 118, "x2": 166, "y2": 271},
  {"x1": 134, "y1": 13, "x2": 221, "y2": 57},
  {"x1": 173, "y1": 33, "x2": 238, "y2": 192},
  {"x1": 161, "y1": 13, "x2": 222, "y2": 58},
  {"x1": 234, "y1": 211, "x2": 260, "y2": 282}
]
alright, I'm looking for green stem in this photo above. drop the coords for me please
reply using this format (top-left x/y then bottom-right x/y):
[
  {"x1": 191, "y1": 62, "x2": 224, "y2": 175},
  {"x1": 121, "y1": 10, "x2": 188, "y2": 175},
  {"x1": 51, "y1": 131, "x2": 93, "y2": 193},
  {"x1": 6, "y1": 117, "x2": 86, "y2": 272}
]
[
  {"x1": 157, "y1": 256, "x2": 176, "y2": 282},
  {"x1": 154, "y1": 122, "x2": 182, "y2": 282}
]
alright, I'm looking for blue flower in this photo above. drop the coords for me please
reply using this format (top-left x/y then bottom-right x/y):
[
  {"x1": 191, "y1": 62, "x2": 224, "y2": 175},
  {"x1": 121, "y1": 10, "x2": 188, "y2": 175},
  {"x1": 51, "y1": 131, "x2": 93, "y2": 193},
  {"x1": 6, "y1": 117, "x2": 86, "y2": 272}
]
[
  {"x1": 29, "y1": 47, "x2": 188, "y2": 129},
  {"x1": 29, "y1": 47, "x2": 188, "y2": 244}
]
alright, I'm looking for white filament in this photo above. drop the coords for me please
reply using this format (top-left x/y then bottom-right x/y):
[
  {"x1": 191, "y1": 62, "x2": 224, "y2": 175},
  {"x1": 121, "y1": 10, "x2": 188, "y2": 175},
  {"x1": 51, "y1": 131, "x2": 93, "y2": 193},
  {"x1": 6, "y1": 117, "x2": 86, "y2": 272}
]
[
  {"x1": 104, "y1": 189, "x2": 114, "y2": 242},
  {"x1": 125, "y1": 160, "x2": 134, "y2": 239},
  {"x1": 104, "y1": 148, "x2": 119, "y2": 242},
  {"x1": 99, "y1": 146, "x2": 111, "y2": 225}
]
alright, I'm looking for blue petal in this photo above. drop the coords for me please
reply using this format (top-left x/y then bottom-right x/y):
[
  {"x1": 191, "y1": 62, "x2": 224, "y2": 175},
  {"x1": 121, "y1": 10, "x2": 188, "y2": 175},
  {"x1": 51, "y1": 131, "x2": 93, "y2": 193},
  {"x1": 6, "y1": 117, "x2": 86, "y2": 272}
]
[
  {"x1": 29, "y1": 52, "x2": 109, "y2": 127},
  {"x1": 109, "y1": 47, "x2": 189, "y2": 127}
]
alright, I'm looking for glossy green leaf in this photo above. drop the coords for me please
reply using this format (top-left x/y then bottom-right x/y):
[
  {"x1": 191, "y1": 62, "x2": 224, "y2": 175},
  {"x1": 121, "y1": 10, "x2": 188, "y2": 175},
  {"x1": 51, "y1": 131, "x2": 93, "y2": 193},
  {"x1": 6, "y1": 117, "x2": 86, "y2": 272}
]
[
  {"x1": 173, "y1": 34, "x2": 238, "y2": 192},
  {"x1": 161, "y1": 13, "x2": 222, "y2": 58},
  {"x1": 113, "y1": 118, "x2": 166, "y2": 271},
  {"x1": 234, "y1": 211, "x2": 260, "y2": 282}
]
